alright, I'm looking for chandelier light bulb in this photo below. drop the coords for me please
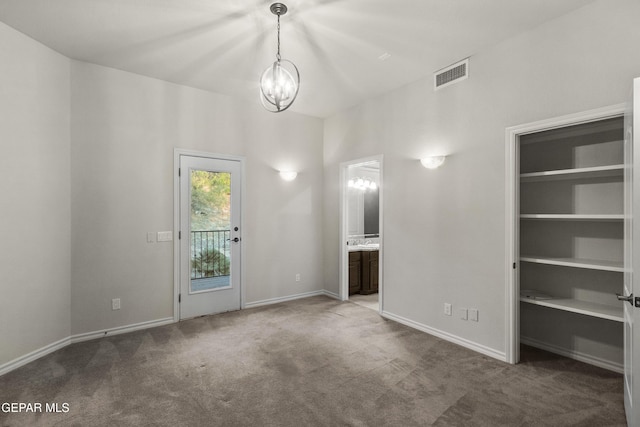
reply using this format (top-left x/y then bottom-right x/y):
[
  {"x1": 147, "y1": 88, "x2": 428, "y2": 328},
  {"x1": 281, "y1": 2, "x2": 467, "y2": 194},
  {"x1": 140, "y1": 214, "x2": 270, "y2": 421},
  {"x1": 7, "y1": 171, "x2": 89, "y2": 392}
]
[{"x1": 261, "y1": 62, "x2": 297, "y2": 110}]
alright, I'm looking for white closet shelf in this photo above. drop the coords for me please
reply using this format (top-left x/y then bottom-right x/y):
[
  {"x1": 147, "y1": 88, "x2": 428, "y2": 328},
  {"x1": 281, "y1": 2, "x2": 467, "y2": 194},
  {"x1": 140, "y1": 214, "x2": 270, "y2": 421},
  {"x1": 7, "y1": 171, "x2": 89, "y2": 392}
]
[
  {"x1": 520, "y1": 255, "x2": 625, "y2": 272},
  {"x1": 520, "y1": 214, "x2": 624, "y2": 221},
  {"x1": 520, "y1": 296, "x2": 623, "y2": 322},
  {"x1": 519, "y1": 119, "x2": 623, "y2": 144},
  {"x1": 520, "y1": 164, "x2": 624, "y2": 182}
]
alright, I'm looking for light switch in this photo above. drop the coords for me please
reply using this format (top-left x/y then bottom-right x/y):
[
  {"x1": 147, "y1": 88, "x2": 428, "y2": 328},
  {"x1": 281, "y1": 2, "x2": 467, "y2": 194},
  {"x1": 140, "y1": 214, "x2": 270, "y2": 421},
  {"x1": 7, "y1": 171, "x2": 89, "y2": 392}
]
[
  {"x1": 147, "y1": 232, "x2": 156, "y2": 243},
  {"x1": 459, "y1": 308, "x2": 468, "y2": 320},
  {"x1": 157, "y1": 231, "x2": 173, "y2": 242},
  {"x1": 469, "y1": 309, "x2": 479, "y2": 322}
]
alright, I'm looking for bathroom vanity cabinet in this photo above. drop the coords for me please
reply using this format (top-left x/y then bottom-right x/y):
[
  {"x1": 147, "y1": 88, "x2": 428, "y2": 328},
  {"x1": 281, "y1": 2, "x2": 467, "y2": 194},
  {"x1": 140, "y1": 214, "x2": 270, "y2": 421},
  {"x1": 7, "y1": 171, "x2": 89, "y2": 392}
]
[
  {"x1": 361, "y1": 250, "x2": 378, "y2": 295},
  {"x1": 348, "y1": 249, "x2": 379, "y2": 295},
  {"x1": 348, "y1": 251, "x2": 362, "y2": 295}
]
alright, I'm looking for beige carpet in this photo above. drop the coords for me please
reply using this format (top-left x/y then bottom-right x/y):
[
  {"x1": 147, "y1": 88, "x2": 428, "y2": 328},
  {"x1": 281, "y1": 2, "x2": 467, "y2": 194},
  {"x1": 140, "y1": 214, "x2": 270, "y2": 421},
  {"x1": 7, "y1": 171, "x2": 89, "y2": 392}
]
[
  {"x1": 349, "y1": 293, "x2": 379, "y2": 312},
  {"x1": 0, "y1": 296, "x2": 625, "y2": 426}
]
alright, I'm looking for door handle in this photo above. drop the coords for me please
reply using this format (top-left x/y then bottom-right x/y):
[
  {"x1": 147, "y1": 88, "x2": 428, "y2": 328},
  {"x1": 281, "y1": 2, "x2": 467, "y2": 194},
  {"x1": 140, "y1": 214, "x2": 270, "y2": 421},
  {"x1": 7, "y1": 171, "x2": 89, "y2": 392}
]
[
  {"x1": 617, "y1": 293, "x2": 640, "y2": 307},
  {"x1": 617, "y1": 293, "x2": 633, "y2": 304},
  {"x1": 227, "y1": 237, "x2": 240, "y2": 243}
]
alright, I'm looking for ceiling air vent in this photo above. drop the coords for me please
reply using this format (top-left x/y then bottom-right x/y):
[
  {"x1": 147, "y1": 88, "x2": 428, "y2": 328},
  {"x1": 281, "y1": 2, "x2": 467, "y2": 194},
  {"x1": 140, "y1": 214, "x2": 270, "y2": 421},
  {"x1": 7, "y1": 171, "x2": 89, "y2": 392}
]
[{"x1": 434, "y1": 58, "x2": 469, "y2": 90}]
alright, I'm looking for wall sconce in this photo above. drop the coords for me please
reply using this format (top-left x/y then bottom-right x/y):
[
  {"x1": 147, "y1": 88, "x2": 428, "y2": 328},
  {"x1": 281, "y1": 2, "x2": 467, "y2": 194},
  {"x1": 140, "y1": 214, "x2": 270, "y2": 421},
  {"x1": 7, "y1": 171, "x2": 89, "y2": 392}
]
[
  {"x1": 420, "y1": 156, "x2": 446, "y2": 169},
  {"x1": 279, "y1": 171, "x2": 297, "y2": 181}
]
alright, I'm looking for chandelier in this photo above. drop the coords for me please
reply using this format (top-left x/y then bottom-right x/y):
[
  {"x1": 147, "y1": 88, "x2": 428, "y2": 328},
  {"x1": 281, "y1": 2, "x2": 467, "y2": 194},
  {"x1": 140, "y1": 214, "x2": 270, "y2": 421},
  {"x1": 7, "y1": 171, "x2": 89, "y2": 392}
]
[{"x1": 260, "y1": 3, "x2": 300, "y2": 113}]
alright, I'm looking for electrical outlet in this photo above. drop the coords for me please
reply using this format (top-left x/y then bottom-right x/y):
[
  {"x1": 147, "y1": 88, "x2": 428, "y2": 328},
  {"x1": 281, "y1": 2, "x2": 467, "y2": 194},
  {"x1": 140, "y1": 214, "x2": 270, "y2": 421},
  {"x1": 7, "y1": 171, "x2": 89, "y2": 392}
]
[
  {"x1": 157, "y1": 231, "x2": 173, "y2": 242},
  {"x1": 295, "y1": 273, "x2": 301, "y2": 282},
  {"x1": 469, "y1": 309, "x2": 478, "y2": 322},
  {"x1": 459, "y1": 308, "x2": 468, "y2": 320},
  {"x1": 444, "y1": 303, "x2": 452, "y2": 316},
  {"x1": 112, "y1": 298, "x2": 121, "y2": 310},
  {"x1": 147, "y1": 232, "x2": 155, "y2": 243}
]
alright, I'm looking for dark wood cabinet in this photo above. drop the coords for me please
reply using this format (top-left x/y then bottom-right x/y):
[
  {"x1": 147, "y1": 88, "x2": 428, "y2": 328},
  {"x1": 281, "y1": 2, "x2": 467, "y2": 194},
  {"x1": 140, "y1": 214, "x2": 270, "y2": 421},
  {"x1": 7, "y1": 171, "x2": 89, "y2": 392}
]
[
  {"x1": 360, "y1": 251, "x2": 378, "y2": 294},
  {"x1": 348, "y1": 251, "x2": 362, "y2": 295},
  {"x1": 348, "y1": 250, "x2": 378, "y2": 295},
  {"x1": 362, "y1": 250, "x2": 378, "y2": 295}
]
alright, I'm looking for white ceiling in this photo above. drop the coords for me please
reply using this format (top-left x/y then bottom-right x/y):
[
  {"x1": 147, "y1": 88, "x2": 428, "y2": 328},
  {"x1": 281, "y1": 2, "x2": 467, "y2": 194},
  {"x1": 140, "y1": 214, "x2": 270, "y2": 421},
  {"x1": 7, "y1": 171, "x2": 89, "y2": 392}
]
[{"x1": 0, "y1": 0, "x2": 598, "y2": 118}]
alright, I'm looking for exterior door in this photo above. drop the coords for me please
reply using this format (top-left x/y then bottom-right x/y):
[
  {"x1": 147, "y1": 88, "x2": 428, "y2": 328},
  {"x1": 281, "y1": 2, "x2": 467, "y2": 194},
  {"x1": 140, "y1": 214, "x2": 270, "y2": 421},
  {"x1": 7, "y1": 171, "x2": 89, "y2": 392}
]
[
  {"x1": 623, "y1": 77, "x2": 640, "y2": 427},
  {"x1": 179, "y1": 155, "x2": 241, "y2": 319}
]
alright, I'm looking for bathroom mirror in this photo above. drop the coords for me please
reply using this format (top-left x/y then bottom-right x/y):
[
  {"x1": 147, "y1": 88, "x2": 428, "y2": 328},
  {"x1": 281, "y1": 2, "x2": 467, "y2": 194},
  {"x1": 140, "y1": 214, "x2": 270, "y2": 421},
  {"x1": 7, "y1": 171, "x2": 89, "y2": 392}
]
[
  {"x1": 363, "y1": 189, "x2": 379, "y2": 236},
  {"x1": 347, "y1": 162, "x2": 380, "y2": 238}
]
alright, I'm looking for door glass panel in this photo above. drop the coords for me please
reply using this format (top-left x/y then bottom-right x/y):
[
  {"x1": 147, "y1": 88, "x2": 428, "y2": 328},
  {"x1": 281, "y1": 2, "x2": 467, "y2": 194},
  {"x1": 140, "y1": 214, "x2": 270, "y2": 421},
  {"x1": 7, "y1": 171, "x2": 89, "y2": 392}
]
[{"x1": 190, "y1": 170, "x2": 232, "y2": 293}]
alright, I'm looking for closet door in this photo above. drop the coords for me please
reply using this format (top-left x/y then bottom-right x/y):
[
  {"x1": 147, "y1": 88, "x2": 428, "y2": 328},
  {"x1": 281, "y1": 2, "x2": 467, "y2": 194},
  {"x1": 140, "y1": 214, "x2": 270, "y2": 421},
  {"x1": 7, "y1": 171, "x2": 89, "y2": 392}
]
[{"x1": 621, "y1": 76, "x2": 640, "y2": 427}]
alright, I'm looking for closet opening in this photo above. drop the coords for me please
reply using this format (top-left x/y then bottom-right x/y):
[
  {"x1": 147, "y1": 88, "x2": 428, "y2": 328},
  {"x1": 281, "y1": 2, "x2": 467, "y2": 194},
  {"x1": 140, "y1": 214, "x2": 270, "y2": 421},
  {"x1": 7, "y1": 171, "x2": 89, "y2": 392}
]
[{"x1": 506, "y1": 105, "x2": 627, "y2": 372}]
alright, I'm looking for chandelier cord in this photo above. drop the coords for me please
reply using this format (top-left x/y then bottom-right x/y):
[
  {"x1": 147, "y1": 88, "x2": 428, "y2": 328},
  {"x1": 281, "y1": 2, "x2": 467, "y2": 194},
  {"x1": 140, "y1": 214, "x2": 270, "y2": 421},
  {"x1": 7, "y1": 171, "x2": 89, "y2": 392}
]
[{"x1": 276, "y1": 14, "x2": 281, "y2": 61}]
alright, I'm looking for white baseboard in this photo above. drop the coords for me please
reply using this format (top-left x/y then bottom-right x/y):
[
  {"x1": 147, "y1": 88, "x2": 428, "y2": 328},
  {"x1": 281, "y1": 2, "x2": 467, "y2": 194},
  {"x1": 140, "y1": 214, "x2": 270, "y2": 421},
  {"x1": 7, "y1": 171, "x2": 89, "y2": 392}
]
[
  {"x1": 520, "y1": 336, "x2": 623, "y2": 373},
  {"x1": 1, "y1": 290, "x2": 342, "y2": 377},
  {"x1": 70, "y1": 317, "x2": 175, "y2": 344},
  {"x1": 0, "y1": 317, "x2": 175, "y2": 377},
  {"x1": 322, "y1": 290, "x2": 341, "y2": 300},
  {"x1": 0, "y1": 336, "x2": 71, "y2": 377},
  {"x1": 244, "y1": 290, "x2": 330, "y2": 309},
  {"x1": 381, "y1": 310, "x2": 507, "y2": 362}
]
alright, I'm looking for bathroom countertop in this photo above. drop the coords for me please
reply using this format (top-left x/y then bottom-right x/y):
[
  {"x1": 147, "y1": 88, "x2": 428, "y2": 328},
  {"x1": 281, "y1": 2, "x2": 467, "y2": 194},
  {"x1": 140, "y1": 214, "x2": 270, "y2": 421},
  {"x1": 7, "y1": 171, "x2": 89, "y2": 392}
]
[{"x1": 347, "y1": 244, "x2": 379, "y2": 252}]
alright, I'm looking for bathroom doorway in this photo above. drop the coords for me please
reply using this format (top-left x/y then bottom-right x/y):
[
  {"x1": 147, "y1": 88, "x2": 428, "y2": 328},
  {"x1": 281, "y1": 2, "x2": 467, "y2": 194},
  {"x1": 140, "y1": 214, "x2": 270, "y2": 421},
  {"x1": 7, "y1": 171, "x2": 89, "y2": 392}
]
[{"x1": 340, "y1": 156, "x2": 383, "y2": 313}]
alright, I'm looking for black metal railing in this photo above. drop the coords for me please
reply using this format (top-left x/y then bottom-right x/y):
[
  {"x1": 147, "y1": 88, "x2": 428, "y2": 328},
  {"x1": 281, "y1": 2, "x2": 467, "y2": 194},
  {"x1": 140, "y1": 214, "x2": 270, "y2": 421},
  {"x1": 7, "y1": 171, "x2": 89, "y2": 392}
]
[{"x1": 191, "y1": 230, "x2": 231, "y2": 279}]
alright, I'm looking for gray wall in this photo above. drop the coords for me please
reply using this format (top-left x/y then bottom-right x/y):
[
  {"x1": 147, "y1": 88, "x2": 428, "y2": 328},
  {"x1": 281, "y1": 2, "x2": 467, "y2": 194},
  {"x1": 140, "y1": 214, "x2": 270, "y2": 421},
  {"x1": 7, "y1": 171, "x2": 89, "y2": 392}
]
[
  {"x1": 70, "y1": 62, "x2": 325, "y2": 335},
  {"x1": 323, "y1": 0, "x2": 640, "y2": 355},
  {"x1": 0, "y1": 23, "x2": 71, "y2": 364},
  {"x1": 0, "y1": 19, "x2": 324, "y2": 367}
]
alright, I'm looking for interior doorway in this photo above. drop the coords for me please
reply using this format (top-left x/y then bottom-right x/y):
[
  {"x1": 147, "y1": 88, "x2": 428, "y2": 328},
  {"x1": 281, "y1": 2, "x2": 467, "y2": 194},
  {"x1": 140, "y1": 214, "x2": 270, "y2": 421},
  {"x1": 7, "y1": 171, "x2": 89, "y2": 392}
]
[
  {"x1": 340, "y1": 156, "x2": 383, "y2": 313},
  {"x1": 174, "y1": 150, "x2": 244, "y2": 320}
]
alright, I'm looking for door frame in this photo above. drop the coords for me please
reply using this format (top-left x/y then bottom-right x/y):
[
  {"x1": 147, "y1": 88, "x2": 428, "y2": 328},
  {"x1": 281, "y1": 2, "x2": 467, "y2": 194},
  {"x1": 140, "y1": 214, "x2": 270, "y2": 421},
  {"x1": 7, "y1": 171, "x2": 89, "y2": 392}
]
[
  {"x1": 173, "y1": 148, "x2": 246, "y2": 322},
  {"x1": 504, "y1": 103, "x2": 627, "y2": 364},
  {"x1": 339, "y1": 155, "x2": 384, "y2": 312}
]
